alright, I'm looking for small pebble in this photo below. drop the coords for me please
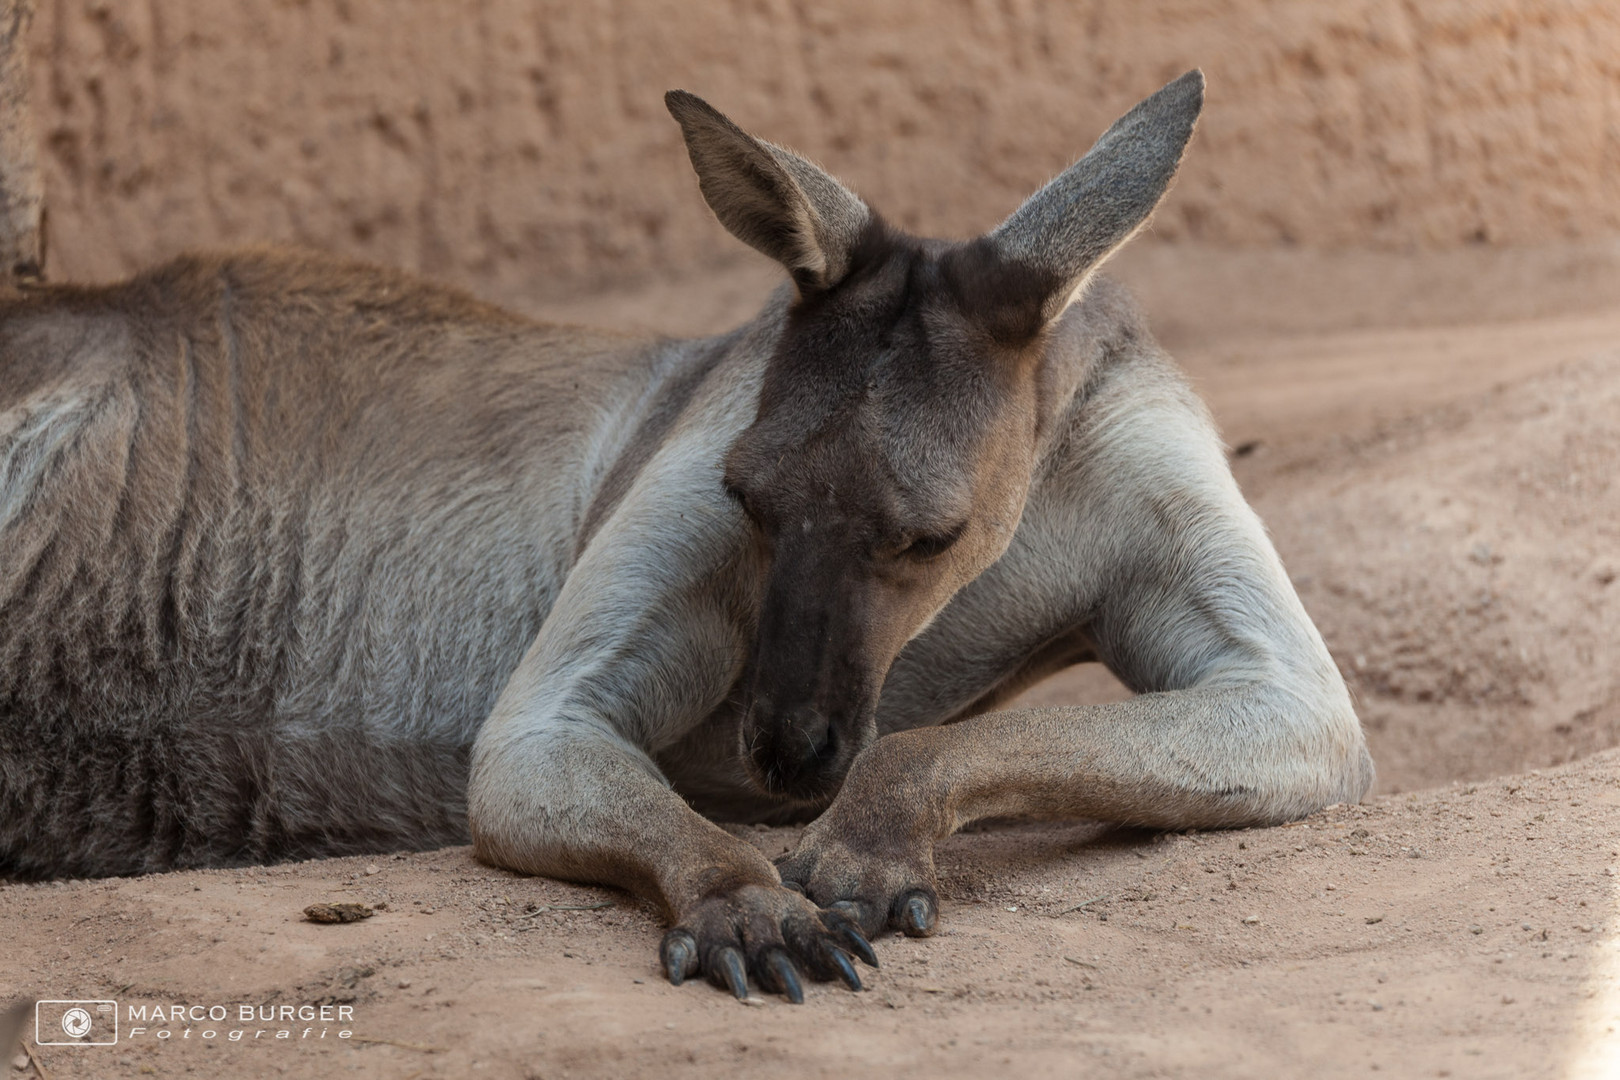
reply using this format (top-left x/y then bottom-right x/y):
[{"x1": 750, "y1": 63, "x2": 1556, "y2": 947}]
[
  {"x1": 303, "y1": 902, "x2": 375, "y2": 924},
  {"x1": 364, "y1": 864, "x2": 381, "y2": 875},
  {"x1": 1242, "y1": 915, "x2": 1261, "y2": 925}
]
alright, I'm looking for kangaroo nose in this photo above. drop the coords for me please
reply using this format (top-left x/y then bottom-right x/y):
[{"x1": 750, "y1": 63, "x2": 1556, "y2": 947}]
[
  {"x1": 788, "y1": 707, "x2": 835, "y2": 764},
  {"x1": 748, "y1": 703, "x2": 838, "y2": 793}
]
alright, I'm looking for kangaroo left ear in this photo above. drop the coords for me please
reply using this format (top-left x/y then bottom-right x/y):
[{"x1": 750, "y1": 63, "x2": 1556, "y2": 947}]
[
  {"x1": 988, "y1": 70, "x2": 1205, "y2": 326},
  {"x1": 665, "y1": 90, "x2": 872, "y2": 294}
]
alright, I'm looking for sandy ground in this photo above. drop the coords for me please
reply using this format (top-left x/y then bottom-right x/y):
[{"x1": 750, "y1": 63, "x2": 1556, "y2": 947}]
[{"x1": 5, "y1": 248, "x2": 1620, "y2": 1079}]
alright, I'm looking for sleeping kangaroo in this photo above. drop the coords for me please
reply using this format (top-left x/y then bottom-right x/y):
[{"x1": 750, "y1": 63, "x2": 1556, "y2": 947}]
[{"x1": 0, "y1": 71, "x2": 1372, "y2": 1002}]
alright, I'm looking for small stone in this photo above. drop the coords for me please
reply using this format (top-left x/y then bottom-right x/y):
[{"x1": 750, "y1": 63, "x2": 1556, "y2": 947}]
[
  {"x1": 303, "y1": 902, "x2": 375, "y2": 924},
  {"x1": 397, "y1": 979, "x2": 412, "y2": 989},
  {"x1": 364, "y1": 864, "x2": 381, "y2": 875},
  {"x1": 1501, "y1": 994, "x2": 1516, "y2": 1005},
  {"x1": 1470, "y1": 926, "x2": 1484, "y2": 935},
  {"x1": 1369, "y1": 1000, "x2": 1384, "y2": 1011},
  {"x1": 738, "y1": 996, "x2": 767, "y2": 1007},
  {"x1": 1365, "y1": 916, "x2": 1384, "y2": 925},
  {"x1": 1242, "y1": 915, "x2": 1261, "y2": 925}
]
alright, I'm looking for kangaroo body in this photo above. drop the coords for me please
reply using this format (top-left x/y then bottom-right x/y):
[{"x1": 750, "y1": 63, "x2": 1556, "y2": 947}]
[{"x1": 1, "y1": 73, "x2": 1372, "y2": 1002}]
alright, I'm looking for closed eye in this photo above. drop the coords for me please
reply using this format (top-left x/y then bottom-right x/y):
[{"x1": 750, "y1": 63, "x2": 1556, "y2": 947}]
[
  {"x1": 723, "y1": 480, "x2": 756, "y2": 520},
  {"x1": 899, "y1": 522, "x2": 966, "y2": 561}
]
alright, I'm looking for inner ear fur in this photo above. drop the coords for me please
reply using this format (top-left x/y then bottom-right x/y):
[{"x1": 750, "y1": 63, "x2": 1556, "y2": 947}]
[{"x1": 665, "y1": 90, "x2": 872, "y2": 293}]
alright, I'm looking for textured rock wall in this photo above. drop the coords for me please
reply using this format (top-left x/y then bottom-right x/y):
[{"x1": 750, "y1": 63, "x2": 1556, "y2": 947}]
[{"x1": 28, "y1": 1, "x2": 1620, "y2": 308}]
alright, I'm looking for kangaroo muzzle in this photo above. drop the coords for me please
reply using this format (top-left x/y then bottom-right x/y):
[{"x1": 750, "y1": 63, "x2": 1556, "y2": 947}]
[{"x1": 739, "y1": 538, "x2": 884, "y2": 801}]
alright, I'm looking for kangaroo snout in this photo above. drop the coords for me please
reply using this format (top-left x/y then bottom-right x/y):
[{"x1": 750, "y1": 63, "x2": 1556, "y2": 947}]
[
  {"x1": 741, "y1": 681, "x2": 875, "y2": 802},
  {"x1": 744, "y1": 702, "x2": 837, "y2": 792}
]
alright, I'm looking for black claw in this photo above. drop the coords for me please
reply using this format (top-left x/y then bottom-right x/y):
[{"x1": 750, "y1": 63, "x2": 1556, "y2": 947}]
[
  {"x1": 780, "y1": 879, "x2": 805, "y2": 894},
  {"x1": 903, "y1": 894, "x2": 934, "y2": 936},
  {"x1": 661, "y1": 931, "x2": 697, "y2": 986},
  {"x1": 718, "y1": 946, "x2": 749, "y2": 1000},
  {"x1": 830, "y1": 947, "x2": 863, "y2": 991},
  {"x1": 837, "y1": 923, "x2": 879, "y2": 968},
  {"x1": 766, "y1": 949, "x2": 805, "y2": 1004}
]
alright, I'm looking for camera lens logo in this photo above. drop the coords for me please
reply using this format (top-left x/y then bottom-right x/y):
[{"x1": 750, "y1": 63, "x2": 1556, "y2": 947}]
[
  {"x1": 61, "y1": 1008, "x2": 93, "y2": 1038},
  {"x1": 35, "y1": 1001, "x2": 118, "y2": 1046}
]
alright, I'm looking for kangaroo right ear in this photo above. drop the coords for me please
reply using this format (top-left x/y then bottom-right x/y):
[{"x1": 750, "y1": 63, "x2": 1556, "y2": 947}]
[
  {"x1": 665, "y1": 91, "x2": 872, "y2": 293},
  {"x1": 988, "y1": 70, "x2": 1205, "y2": 326}
]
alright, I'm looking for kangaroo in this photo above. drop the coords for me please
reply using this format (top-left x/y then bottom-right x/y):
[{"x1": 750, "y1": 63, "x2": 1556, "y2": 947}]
[{"x1": 0, "y1": 71, "x2": 1372, "y2": 1002}]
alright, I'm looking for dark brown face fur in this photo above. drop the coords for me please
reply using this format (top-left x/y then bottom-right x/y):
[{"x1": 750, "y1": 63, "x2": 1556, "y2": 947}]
[{"x1": 725, "y1": 221, "x2": 1055, "y2": 801}]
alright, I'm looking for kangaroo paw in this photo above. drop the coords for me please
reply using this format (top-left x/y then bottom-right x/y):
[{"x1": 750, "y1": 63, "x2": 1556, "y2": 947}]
[
  {"x1": 660, "y1": 883, "x2": 877, "y2": 1003},
  {"x1": 776, "y1": 832, "x2": 941, "y2": 940}
]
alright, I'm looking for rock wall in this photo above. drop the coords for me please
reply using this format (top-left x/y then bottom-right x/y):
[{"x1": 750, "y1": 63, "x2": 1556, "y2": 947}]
[{"x1": 28, "y1": 1, "x2": 1620, "y2": 308}]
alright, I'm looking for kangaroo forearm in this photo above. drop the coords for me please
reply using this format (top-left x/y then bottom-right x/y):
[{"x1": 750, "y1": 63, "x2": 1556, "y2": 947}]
[
  {"x1": 468, "y1": 734, "x2": 778, "y2": 919},
  {"x1": 928, "y1": 706, "x2": 1195, "y2": 831},
  {"x1": 846, "y1": 688, "x2": 1366, "y2": 840},
  {"x1": 835, "y1": 716, "x2": 1168, "y2": 843}
]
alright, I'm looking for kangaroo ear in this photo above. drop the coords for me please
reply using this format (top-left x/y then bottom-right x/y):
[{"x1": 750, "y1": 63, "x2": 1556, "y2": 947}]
[
  {"x1": 666, "y1": 90, "x2": 871, "y2": 293},
  {"x1": 989, "y1": 70, "x2": 1204, "y2": 325}
]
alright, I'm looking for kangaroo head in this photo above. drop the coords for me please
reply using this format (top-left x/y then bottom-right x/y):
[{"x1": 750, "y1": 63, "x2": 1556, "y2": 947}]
[{"x1": 666, "y1": 72, "x2": 1204, "y2": 802}]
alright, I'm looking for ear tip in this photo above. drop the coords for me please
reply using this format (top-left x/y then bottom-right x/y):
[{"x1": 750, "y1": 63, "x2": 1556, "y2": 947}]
[
  {"x1": 1168, "y1": 68, "x2": 1206, "y2": 107},
  {"x1": 664, "y1": 89, "x2": 706, "y2": 121}
]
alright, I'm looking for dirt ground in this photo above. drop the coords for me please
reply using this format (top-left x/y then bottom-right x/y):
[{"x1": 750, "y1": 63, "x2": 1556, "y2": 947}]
[{"x1": 5, "y1": 246, "x2": 1620, "y2": 1079}]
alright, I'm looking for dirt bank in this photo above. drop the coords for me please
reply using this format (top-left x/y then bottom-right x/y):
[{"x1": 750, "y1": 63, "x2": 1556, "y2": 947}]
[{"x1": 28, "y1": 2, "x2": 1620, "y2": 307}]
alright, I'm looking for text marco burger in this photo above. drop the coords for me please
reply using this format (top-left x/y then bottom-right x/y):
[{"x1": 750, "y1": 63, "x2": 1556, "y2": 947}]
[{"x1": 125, "y1": 1003, "x2": 356, "y2": 1040}]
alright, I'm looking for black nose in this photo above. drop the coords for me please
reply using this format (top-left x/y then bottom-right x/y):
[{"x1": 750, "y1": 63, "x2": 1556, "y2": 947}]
[{"x1": 748, "y1": 705, "x2": 838, "y2": 794}]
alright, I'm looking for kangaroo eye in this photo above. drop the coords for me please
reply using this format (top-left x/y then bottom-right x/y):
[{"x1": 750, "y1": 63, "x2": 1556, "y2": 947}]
[
  {"x1": 723, "y1": 481, "x2": 755, "y2": 519},
  {"x1": 900, "y1": 523, "x2": 965, "y2": 561}
]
